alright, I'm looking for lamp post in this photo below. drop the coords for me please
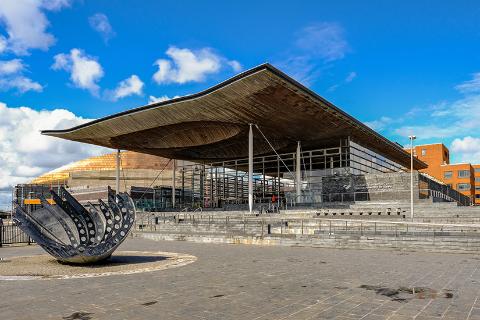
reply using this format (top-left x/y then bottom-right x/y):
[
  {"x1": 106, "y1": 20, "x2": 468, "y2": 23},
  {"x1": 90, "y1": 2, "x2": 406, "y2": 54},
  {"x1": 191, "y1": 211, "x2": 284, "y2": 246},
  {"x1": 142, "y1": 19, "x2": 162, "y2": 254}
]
[{"x1": 409, "y1": 135, "x2": 416, "y2": 221}]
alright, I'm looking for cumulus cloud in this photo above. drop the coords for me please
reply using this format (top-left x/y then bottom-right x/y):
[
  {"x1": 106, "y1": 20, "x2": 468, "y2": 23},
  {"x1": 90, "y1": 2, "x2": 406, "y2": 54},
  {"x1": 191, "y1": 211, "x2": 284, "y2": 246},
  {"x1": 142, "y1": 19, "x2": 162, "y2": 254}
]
[
  {"x1": 42, "y1": 0, "x2": 72, "y2": 11},
  {"x1": 0, "y1": 59, "x2": 42, "y2": 93},
  {"x1": 0, "y1": 58, "x2": 23, "y2": 74},
  {"x1": 148, "y1": 95, "x2": 180, "y2": 104},
  {"x1": 110, "y1": 74, "x2": 144, "y2": 101},
  {"x1": 451, "y1": 136, "x2": 480, "y2": 163},
  {"x1": 88, "y1": 13, "x2": 115, "y2": 43},
  {"x1": 0, "y1": 76, "x2": 43, "y2": 93},
  {"x1": 0, "y1": 0, "x2": 71, "y2": 55},
  {"x1": 0, "y1": 101, "x2": 108, "y2": 209},
  {"x1": 153, "y1": 46, "x2": 241, "y2": 84},
  {"x1": 227, "y1": 60, "x2": 242, "y2": 72},
  {"x1": 0, "y1": 36, "x2": 6, "y2": 53},
  {"x1": 52, "y1": 48, "x2": 104, "y2": 95}
]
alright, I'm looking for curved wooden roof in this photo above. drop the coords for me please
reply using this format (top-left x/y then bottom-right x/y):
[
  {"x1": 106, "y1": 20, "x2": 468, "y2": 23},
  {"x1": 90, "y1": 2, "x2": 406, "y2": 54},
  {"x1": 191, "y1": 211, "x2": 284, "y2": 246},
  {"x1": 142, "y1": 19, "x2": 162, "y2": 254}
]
[{"x1": 42, "y1": 63, "x2": 426, "y2": 169}]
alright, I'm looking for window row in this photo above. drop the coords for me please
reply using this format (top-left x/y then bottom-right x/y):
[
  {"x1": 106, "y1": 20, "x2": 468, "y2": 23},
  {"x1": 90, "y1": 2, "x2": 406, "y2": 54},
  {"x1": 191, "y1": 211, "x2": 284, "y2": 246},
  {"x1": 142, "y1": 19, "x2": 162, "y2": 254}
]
[{"x1": 444, "y1": 170, "x2": 471, "y2": 179}]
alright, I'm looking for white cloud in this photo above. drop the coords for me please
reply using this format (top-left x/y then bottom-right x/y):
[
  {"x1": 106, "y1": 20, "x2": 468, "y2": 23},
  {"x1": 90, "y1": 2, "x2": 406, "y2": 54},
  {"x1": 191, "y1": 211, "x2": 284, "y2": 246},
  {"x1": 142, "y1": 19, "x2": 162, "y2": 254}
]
[
  {"x1": 148, "y1": 95, "x2": 180, "y2": 104},
  {"x1": 52, "y1": 48, "x2": 104, "y2": 95},
  {"x1": 89, "y1": 13, "x2": 115, "y2": 43},
  {"x1": 451, "y1": 136, "x2": 480, "y2": 163},
  {"x1": 393, "y1": 125, "x2": 461, "y2": 140},
  {"x1": 345, "y1": 71, "x2": 357, "y2": 83},
  {"x1": 41, "y1": 0, "x2": 72, "y2": 11},
  {"x1": 0, "y1": 0, "x2": 71, "y2": 55},
  {"x1": 0, "y1": 101, "x2": 108, "y2": 209},
  {"x1": 153, "y1": 46, "x2": 241, "y2": 84},
  {"x1": 365, "y1": 116, "x2": 394, "y2": 132},
  {"x1": 110, "y1": 74, "x2": 144, "y2": 100},
  {"x1": 327, "y1": 71, "x2": 357, "y2": 92},
  {"x1": 0, "y1": 59, "x2": 24, "y2": 74},
  {"x1": 227, "y1": 60, "x2": 242, "y2": 72},
  {"x1": 0, "y1": 36, "x2": 6, "y2": 53},
  {"x1": 295, "y1": 22, "x2": 349, "y2": 62},
  {"x1": 0, "y1": 76, "x2": 43, "y2": 93},
  {"x1": 0, "y1": 59, "x2": 42, "y2": 93},
  {"x1": 367, "y1": 71, "x2": 480, "y2": 163},
  {"x1": 276, "y1": 22, "x2": 349, "y2": 85},
  {"x1": 455, "y1": 73, "x2": 480, "y2": 94}
]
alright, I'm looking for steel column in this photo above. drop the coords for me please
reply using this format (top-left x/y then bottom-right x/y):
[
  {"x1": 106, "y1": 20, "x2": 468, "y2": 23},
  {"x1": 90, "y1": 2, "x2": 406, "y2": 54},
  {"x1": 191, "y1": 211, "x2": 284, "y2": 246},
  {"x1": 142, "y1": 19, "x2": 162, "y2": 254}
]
[
  {"x1": 115, "y1": 149, "x2": 120, "y2": 195},
  {"x1": 248, "y1": 124, "x2": 253, "y2": 213},
  {"x1": 296, "y1": 141, "x2": 301, "y2": 204}
]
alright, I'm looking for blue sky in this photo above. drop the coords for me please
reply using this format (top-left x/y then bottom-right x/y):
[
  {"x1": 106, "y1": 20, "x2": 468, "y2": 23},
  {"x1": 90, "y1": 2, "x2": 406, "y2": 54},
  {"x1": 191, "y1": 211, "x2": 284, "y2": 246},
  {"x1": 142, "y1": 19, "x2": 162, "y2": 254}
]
[{"x1": 1, "y1": 0, "x2": 480, "y2": 208}]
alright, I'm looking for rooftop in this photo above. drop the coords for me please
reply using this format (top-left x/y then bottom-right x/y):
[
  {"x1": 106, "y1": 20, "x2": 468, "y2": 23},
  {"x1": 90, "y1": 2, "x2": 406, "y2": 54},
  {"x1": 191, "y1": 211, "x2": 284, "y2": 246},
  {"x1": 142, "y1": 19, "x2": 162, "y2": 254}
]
[{"x1": 42, "y1": 63, "x2": 426, "y2": 170}]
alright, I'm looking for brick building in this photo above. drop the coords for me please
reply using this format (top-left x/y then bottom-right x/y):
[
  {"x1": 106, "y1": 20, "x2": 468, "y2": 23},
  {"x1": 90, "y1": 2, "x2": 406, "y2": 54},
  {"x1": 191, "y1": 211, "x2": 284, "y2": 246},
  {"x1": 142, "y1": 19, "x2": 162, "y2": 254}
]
[{"x1": 408, "y1": 143, "x2": 479, "y2": 204}]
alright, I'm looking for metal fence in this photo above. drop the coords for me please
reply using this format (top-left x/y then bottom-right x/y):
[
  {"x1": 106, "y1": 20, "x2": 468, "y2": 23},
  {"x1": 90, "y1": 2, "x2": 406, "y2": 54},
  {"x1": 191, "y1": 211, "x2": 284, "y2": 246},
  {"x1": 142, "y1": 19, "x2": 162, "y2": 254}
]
[{"x1": 0, "y1": 225, "x2": 32, "y2": 246}]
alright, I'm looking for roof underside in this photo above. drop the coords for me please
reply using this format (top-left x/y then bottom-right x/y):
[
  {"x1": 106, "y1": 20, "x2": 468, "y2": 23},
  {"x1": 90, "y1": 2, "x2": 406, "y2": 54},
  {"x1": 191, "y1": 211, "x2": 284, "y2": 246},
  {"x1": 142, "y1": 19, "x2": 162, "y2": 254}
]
[{"x1": 42, "y1": 64, "x2": 427, "y2": 170}]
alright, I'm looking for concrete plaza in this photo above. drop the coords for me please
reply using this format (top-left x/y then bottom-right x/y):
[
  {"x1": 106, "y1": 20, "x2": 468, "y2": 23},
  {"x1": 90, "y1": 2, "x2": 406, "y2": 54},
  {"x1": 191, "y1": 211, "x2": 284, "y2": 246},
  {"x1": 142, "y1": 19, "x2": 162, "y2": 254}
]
[{"x1": 0, "y1": 238, "x2": 479, "y2": 320}]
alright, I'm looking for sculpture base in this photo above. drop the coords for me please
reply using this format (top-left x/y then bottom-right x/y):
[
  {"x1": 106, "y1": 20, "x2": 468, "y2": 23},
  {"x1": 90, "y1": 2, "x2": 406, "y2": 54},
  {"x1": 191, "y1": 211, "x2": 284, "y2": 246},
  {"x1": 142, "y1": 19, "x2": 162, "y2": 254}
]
[{"x1": 0, "y1": 251, "x2": 196, "y2": 280}]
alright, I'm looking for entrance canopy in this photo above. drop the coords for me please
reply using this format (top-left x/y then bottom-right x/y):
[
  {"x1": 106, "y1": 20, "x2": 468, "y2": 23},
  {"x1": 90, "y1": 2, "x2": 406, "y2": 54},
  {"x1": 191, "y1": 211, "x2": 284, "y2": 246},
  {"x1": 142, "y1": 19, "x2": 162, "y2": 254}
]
[{"x1": 42, "y1": 63, "x2": 426, "y2": 170}]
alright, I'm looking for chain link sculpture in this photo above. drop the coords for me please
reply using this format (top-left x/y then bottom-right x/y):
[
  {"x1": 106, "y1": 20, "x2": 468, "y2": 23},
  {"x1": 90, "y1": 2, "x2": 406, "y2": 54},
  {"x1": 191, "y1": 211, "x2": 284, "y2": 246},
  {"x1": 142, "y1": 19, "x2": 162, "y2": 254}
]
[{"x1": 13, "y1": 187, "x2": 135, "y2": 264}]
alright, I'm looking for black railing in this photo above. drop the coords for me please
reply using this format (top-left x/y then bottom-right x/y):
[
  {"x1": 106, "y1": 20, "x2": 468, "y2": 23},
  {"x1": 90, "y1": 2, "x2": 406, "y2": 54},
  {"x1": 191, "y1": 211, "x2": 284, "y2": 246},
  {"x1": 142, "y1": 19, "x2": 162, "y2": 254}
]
[{"x1": 0, "y1": 225, "x2": 32, "y2": 246}]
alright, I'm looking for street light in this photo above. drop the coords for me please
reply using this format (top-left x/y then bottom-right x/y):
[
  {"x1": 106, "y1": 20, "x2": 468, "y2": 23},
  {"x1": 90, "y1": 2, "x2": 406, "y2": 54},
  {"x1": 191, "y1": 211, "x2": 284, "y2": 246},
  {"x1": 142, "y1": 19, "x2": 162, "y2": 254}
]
[{"x1": 409, "y1": 135, "x2": 417, "y2": 221}]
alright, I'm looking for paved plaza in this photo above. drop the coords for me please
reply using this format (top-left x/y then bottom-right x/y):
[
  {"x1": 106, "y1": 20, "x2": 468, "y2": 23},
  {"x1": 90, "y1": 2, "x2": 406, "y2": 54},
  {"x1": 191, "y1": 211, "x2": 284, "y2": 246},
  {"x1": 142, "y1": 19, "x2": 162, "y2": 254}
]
[{"x1": 0, "y1": 238, "x2": 479, "y2": 320}]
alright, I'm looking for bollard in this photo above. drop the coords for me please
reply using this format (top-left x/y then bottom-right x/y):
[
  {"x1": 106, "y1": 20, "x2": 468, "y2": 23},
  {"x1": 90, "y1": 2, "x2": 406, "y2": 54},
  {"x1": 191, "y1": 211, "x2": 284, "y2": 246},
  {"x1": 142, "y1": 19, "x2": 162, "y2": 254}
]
[{"x1": 301, "y1": 219, "x2": 304, "y2": 235}]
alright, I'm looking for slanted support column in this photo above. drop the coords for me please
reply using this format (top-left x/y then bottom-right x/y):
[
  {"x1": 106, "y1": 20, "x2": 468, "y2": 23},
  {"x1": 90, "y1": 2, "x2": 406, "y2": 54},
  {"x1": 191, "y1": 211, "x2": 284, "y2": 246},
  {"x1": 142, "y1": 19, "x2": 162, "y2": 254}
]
[
  {"x1": 248, "y1": 124, "x2": 253, "y2": 213},
  {"x1": 296, "y1": 141, "x2": 301, "y2": 204},
  {"x1": 172, "y1": 159, "x2": 176, "y2": 209},
  {"x1": 115, "y1": 149, "x2": 120, "y2": 195}
]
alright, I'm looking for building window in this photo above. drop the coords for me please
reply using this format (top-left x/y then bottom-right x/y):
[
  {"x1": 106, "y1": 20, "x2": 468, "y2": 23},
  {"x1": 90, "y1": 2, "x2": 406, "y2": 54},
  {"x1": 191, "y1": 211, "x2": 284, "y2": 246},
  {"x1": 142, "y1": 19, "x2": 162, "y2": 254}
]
[
  {"x1": 476, "y1": 177, "x2": 480, "y2": 182},
  {"x1": 444, "y1": 171, "x2": 453, "y2": 179},
  {"x1": 421, "y1": 149, "x2": 426, "y2": 156},
  {"x1": 475, "y1": 168, "x2": 480, "y2": 173},
  {"x1": 476, "y1": 194, "x2": 480, "y2": 199},
  {"x1": 476, "y1": 186, "x2": 480, "y2": 191},
  {"x1": 458, "y1": 170, "x2": 470, "y2": 178},
  {"x1": 457, "y1": 183, "x2": 471, "y2": 191}
]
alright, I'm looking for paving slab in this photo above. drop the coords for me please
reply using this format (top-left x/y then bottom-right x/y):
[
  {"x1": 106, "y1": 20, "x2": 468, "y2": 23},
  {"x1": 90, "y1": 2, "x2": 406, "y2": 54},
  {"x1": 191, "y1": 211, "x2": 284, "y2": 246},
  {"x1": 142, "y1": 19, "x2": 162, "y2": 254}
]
[{"x1": 0, "y1": 238, "x2": 479, "y2": 319}]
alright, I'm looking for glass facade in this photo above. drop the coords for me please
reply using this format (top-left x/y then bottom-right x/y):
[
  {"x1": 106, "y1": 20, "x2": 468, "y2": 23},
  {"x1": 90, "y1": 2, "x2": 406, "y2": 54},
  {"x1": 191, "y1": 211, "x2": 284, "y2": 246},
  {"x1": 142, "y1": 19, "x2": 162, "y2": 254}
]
[{"x1": 170, "y1": 137, "x2": 407, "y2": 209}]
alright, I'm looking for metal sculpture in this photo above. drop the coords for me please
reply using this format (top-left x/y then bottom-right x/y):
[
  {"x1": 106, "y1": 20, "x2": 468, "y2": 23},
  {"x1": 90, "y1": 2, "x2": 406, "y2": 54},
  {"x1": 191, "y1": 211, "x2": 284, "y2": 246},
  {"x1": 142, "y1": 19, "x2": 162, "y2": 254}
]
[{"x1": 13, "y1": 187, "x2": 135, "y2": 264}]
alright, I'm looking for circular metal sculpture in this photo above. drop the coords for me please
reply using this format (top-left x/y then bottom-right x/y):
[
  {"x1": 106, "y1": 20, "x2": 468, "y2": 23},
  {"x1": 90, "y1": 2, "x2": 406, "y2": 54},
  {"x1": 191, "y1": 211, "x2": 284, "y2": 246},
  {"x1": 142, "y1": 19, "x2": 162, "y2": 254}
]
[{"x1": 13, "y1": 186, "x2": 135, "y2": 264}]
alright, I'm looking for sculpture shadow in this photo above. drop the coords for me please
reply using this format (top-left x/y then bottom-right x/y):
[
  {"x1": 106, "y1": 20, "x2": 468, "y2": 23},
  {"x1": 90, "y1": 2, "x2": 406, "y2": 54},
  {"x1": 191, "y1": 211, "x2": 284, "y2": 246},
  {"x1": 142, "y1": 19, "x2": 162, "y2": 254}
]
[{"x1": 57, "y1": 255, "x2": 167, "y2": 267}]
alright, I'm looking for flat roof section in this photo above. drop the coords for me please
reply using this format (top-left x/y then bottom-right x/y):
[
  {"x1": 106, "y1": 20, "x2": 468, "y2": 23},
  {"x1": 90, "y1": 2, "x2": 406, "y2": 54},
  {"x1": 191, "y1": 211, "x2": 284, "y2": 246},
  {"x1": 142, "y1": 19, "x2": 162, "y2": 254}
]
[{"x1": 42, "y1": 63, "x2": 427, "y2": 170}]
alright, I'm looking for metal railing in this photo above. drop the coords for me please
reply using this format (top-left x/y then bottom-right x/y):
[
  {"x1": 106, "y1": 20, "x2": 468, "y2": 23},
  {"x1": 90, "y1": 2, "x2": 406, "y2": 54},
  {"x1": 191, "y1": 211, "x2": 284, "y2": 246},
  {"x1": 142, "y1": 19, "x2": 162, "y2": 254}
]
[
  {"x1": 134, "y1": 213, "x2": 480, "y2": 240},
  {"x1": 0, "y1": 225, "x2": 33, "y2": 246}
]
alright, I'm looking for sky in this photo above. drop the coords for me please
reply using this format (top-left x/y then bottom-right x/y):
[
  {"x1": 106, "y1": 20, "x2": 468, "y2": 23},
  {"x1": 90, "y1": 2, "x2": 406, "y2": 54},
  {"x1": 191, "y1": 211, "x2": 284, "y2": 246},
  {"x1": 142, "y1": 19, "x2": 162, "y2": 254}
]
[{"x1": 1, "y1": 0, "x2": 480, "y2": 209}]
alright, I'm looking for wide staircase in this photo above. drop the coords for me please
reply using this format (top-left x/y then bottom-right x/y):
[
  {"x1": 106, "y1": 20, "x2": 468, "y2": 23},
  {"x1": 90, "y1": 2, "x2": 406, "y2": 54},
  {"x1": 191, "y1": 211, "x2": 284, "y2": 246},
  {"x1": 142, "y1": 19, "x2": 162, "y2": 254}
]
[{"x1": 133, "y1": 200, "x2": 480, "y2": 253}]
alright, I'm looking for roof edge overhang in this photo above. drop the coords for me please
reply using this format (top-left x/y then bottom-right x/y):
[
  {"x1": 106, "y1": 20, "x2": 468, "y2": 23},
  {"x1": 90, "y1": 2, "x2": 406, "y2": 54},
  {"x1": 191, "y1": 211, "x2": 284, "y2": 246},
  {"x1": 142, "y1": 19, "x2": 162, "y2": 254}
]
[{"x1": 41, "y1": 63, "x2": 427, "y2": 170}]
